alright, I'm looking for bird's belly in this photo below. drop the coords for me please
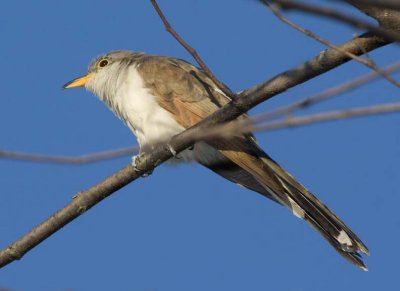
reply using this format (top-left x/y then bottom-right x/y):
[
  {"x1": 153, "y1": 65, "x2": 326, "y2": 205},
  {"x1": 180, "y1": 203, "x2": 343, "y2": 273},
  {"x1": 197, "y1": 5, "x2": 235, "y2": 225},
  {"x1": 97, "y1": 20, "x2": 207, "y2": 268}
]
[
  {"x1": 121, "y1": 102, "x2": 219, "y2": 163},
  {"x1": 125, "y1": 104, "x2": 186, "y2": 152},
  {"x1": 110, "y1": 67, "x2": 187, "y2": 152},
  {"x1": 135, "y1": 116, "x2": 198, "y2": 163}
]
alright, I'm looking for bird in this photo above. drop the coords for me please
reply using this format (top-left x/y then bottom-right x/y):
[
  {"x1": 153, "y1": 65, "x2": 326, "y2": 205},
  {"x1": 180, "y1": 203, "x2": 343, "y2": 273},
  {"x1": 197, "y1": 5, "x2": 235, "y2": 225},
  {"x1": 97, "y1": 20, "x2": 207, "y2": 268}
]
[{"x1": 64, "y1": 50, "x2": 369, "y2": 270}]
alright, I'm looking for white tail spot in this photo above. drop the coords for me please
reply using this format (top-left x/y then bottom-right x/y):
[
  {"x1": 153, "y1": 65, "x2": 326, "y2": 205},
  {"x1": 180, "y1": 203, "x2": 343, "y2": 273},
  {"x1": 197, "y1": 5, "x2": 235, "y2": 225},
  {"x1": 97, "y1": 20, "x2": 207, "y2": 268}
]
[
  {"x1": 287, "y1": 196, "x2": 305, "y2": 219},
  {"x1": 337, "y1": 230, "x2": 353, "y2": 247},
  {"x1": 276, "y1": 176, "x2": 305, "y2": 219}
]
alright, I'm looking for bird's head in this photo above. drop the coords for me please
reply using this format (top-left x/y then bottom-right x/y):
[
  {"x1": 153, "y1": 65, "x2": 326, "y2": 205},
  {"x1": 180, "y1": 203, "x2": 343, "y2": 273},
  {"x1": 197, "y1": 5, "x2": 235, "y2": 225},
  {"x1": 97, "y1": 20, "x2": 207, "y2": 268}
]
[{"x1": 63, "y1": 50, "x2": 143, "y2": 100}]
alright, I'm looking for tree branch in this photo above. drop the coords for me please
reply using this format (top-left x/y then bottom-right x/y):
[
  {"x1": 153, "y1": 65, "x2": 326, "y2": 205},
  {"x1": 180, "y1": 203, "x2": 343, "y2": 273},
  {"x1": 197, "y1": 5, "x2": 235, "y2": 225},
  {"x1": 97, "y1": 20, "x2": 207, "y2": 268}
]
[
  {"x1": 263, "y1": 0, "x2": 400, "y2": 87},
  {"x1": 238, "y1": 32, "x2": 389, "y2": 103},
  {"x1": 269, "y1": 0, "x2": 400, "y2": 42},
  {"x1": 252, "y1": 102, "x2": 400, "y2": 131},
  {"x1": 345, "y1": 0, "x2": 400, "y2": 30},
  {"x1": 183, "y1": 102, "x2": 400, "y2": 141},
  {"x1": 342, "y1": 0, "x2": 400, "y2": 10},
  {"x1": 0, "y1": 147, "x2": 138, "y2": 165}
]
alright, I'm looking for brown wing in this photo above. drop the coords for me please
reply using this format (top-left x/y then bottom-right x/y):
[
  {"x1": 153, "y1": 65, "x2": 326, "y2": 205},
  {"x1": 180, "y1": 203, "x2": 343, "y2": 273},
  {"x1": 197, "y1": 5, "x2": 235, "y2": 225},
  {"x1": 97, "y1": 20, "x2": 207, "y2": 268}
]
[
  {"x1": 137, "y1": 56, "x2": 283, "y2": 202},
  {"x1": 137, "y1": 55, "x2": 230, "y2": 126},
  {"x1": 137, "y1": 56, "x2": 369, "y2": 270}
]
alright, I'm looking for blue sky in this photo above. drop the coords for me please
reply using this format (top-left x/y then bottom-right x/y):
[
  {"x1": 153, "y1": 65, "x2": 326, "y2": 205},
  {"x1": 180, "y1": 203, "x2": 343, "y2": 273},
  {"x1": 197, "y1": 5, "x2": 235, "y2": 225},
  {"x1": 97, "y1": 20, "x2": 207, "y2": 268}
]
[{"x1": 1, "y1": 1, "x2": 399, "y2": 290}]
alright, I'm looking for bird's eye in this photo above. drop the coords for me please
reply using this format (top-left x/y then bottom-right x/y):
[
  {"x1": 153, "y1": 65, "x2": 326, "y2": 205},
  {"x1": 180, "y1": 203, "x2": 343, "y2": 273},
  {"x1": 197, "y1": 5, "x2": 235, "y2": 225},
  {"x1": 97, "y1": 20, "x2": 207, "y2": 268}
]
[{"x1": 98, "y1": 59, "x2": 109, "y2": 68}]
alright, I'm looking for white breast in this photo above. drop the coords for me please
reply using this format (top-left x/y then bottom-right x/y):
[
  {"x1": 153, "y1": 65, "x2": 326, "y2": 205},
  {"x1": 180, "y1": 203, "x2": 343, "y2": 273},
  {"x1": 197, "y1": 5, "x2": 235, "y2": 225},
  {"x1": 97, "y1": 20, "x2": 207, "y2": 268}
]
[{"x1": 108, "y1": 66, "x2": 186, "y2": 152}]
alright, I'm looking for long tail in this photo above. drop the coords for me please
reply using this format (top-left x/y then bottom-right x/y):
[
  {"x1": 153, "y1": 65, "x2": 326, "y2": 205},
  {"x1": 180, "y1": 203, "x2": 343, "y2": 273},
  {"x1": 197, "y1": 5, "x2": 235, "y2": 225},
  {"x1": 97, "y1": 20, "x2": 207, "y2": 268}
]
[
  {"x1": 203, "y1": 137, "x2": 369, "y2": 270},
  {"x1": 261, "y1": 155, "x2": 370, "y2": 270}
]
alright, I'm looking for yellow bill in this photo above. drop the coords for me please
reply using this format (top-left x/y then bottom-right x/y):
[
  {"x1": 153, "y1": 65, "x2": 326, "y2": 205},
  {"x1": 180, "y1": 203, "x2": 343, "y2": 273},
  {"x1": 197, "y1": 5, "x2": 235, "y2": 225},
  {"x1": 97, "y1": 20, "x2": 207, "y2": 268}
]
[{"x1": 63, "y1": 73, "x2": 93, "y2": 89}]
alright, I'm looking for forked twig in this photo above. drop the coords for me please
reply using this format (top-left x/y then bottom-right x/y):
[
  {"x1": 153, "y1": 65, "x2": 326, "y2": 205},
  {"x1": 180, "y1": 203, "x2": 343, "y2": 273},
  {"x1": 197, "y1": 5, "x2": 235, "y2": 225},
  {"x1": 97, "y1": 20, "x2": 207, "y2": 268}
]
[{"x1": 263, "y1": 0, "x2": 400, "y2": 87}]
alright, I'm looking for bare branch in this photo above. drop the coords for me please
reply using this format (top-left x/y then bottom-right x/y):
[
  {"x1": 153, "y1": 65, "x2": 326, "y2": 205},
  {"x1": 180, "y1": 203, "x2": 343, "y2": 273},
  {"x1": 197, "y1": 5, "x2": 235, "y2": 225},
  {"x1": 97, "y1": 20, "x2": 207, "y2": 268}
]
[
  {"x1": 344, "y1": 0, "x2": 400, "y2": 30},
  {"x1": 252, "y1": 102, "x2": 400, "y2": 131},
  {"x1": 269, "y1": 0, "x2": 400, "y2": 42},
  {"x1": 0, "y1": 147, "x2": 138, "y2": 165},
  {"x1": 258, "y1": 62, "x2": 400, "y2": 120},
  {"x1": 184, "y1": 103, "x2": 400, "y2": 140},
  {"x1": 0, "y1": 163, "x2": 142, "y2": 268},
  {"x1": 150, "y1": 0, "x2": 235, "y2": 98},
  {"x1": 263, "y1": 1, "x2": 400, "y2": 87}
]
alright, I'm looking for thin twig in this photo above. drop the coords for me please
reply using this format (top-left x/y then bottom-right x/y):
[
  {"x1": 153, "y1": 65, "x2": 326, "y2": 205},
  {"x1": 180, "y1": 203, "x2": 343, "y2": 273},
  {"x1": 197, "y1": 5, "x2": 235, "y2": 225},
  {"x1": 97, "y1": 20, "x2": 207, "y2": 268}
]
[
  {"x1": 269, "y1": 0, "x2": 400, "y2": 42},
  {"x1": 252, "y1": 102, "x2": 400, "y2": 131},
  {"x1": 0, "y1": 146, "x2": 138, "y2": 165},
  {"x1": 257, "y1": 62, "x2": 400, "y2": 121},
  {"x1": 186, "y1": 102, "x2": 400, "y2": 140},
  {"x1": 263, "y1": 0, "x2": 400, "y2": 87},
  {"x1": 150, "y1": 0, "x2": 235, "y2": 98}
]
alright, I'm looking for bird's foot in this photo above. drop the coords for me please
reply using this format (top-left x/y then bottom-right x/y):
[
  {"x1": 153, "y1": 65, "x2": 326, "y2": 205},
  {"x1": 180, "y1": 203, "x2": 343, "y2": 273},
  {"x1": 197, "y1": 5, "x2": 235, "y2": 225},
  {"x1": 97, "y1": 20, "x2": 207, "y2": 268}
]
[{"x1": 131, "y1": 153, "x2": 153, "y2": 177}]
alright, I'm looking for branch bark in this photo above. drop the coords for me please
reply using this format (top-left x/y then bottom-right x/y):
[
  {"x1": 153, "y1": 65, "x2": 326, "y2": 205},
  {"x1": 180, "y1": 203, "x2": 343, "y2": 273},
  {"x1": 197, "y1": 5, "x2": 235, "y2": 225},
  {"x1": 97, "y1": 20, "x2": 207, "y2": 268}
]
[{"x1": 346, "y1": 0, "x2": 400, "y2": 30}]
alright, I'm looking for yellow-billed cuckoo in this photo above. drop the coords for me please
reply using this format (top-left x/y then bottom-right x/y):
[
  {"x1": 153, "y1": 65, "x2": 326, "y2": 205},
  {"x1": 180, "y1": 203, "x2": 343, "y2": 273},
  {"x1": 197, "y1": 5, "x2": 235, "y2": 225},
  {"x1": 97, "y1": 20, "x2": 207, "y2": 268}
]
[{"x1": 64, "y1": 50, "x2": 369, "y2": 270}]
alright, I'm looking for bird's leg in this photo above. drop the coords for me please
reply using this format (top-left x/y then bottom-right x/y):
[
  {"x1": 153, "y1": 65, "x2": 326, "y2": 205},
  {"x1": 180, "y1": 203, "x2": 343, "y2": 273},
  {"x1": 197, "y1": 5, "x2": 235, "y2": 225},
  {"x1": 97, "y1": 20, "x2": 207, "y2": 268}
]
[{"x1": 131, "y1": 153, "x2": 153, "y2": 177}]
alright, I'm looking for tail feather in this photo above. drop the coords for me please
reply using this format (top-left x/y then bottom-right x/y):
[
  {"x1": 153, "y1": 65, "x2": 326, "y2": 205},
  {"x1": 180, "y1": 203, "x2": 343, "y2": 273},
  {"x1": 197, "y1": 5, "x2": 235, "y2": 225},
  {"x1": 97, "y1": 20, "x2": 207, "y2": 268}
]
[
  {"x1": 274, "y1": 174, "x2": 369, "y2": 270},
  {"x1": 206, "y1": 137, "x2": 369, "y2": 270}
]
